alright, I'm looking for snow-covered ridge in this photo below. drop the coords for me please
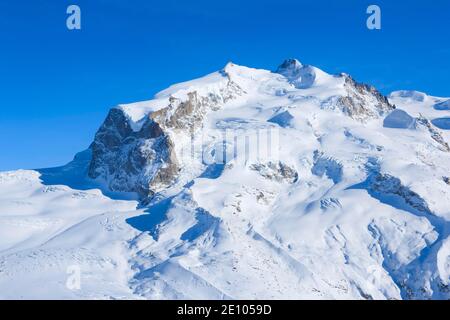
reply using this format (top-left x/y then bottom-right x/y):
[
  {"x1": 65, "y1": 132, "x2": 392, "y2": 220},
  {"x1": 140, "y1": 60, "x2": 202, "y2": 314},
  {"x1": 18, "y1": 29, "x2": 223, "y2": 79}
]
[
  {"x1": 1, "y1": 59, "x2": 449, "y2": 299},
  {"x1": 388, "y1": 90, "x2": 450, "y2": 145},
  {"x1": 115, "y1": 60, "x2": 371, "y2": 132},
  {"x1": 92, "y1": 59, "x2": 395, "y2": 200},
  {"x1": 116, "y1": 62, "x2": 261, "y2": 131}
]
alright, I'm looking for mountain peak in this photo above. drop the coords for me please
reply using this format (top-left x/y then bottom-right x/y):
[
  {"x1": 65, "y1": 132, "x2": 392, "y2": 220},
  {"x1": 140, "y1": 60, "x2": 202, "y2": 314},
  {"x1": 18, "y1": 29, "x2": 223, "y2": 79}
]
[
  {"x1": 276, "y1": 58, "x2": 303, "y2": 72},
  {"x1": 1, "y1": 58, "x2": 450, "y2": 300}
]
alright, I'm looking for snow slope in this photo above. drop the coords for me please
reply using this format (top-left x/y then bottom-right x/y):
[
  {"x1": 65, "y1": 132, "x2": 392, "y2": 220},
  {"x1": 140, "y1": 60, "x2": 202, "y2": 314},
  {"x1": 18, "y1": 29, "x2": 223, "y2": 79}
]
[
  {"x1": 1, "y1": 59, "x2": 449, "y2": 300},
  {"x1": 389, "y1": 90, "x2": 450, "y2": 142},
  {"x1": 0, "y1": 168, "x2": 141, "y2": 299}
]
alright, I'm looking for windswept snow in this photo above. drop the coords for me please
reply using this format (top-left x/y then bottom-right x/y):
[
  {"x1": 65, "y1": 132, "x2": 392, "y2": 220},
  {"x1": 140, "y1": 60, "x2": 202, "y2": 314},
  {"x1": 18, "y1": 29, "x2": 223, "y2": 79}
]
[
  {"x1": 432, "y1": 118, "x2": 450, "y2": 130},
  {"x1": 383, "y1": 109, "x2": 416, "y2": 129},
  {"x1": 389, "y1": 90, "x2": 450, "y2": 148},
  {"x1": 0, "y1": 168, "x2": 141, "y2": 299}
]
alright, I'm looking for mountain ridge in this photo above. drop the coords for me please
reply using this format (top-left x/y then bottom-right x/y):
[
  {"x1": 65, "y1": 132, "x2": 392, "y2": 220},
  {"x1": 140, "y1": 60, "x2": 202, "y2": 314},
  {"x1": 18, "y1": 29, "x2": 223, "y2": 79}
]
[{"x1": 0, "y1": 59, "x2": 449, "y2": 299}]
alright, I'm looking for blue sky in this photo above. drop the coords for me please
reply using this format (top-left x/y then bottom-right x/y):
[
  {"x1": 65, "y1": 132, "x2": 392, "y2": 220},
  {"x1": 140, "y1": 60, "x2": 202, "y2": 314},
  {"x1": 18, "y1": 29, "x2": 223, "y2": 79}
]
[{"x1": 0, "y1": 0, "x2": 449, "y2": 170}]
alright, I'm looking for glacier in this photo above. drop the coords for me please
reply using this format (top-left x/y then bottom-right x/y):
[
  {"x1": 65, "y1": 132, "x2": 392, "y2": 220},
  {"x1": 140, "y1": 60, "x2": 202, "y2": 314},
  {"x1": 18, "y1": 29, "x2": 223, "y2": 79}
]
[{"x1": 0, "y1": 59, "x2": 449, "y2": 300}]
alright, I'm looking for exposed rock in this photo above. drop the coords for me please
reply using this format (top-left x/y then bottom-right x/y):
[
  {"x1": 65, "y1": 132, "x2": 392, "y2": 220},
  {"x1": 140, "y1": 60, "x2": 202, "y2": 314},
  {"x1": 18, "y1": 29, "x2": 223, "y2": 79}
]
[
  {"x1": 368, "y1": 173, "x2": 432, "y2": 214},
  {"x1": 88, "y1": 75, "x2": 245, "y2": 200},
  {"x1": 336, "y1": 75, "x2": 395, "y2": 121},
  {"x1": 416, "y1": 116, "x2": 450, "y2": 152},
  {"x1": 151, "y1": 79, "x2": 244, "y2": 133},
  {"x1": 250, "y1": 161, "x2": 298, "y2": 184}
]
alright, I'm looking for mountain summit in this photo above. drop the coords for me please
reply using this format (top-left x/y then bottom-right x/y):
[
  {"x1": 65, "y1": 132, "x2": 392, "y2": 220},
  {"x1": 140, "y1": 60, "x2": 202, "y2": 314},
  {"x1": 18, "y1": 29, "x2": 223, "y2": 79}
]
[
  {"x1": 87, "y1": 60, "x2": 395, "y2": 200},
  {"x1": 276, "y1": 58, "x2": 303, "y2": 76},
  {"x1": 0, "y1": 59, "x2": 449, "y2": 299}
]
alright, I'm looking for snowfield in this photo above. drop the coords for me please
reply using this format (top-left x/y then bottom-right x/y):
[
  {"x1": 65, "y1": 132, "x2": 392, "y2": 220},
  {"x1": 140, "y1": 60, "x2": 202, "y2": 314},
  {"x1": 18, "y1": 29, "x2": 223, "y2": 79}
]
[{"x1": 0, "y1": 59, "x2": 449, "y2": 300}]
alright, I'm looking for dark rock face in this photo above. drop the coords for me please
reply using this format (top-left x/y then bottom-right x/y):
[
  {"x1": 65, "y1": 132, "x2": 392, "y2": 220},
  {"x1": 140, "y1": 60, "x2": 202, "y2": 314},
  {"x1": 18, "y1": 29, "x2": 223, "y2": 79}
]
[
  {"x1": 416, "y1": 116, "x2": 450, "y2": 152},
  {"x1": 88, "y1": 75, "x2": 244, "y2": 200},
  {"x1": 276, "y1": 60, "x2": 394, "y2": 122},
  {"x1": 368, "y1": 173, "x2": 432, "y2": 214},
  {"x1": 88, "y1": 108, "x2": 179, "y2": 199},
  {"x1": 86, "y1": 64, "x2": 395, "y2": 200},
  {"x1": 337, "y1": 75, "x2": 395, "y2": 121},
  {"x1": 150, "y1": 88, "x2": 242, "y2": 132}
]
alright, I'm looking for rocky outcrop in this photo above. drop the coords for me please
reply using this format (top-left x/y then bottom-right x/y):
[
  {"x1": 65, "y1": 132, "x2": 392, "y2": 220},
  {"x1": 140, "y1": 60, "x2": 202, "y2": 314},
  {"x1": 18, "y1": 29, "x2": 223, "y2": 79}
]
[
  {"x1": 368, "y1": 173, "x2": 432, "y2": 214},
  {"x1": 150, "y1": 80, "x2": 244, "y2": 132},
  {"x1": 337, "y1": 75, "x2": 395, "y2": 121},
  {"x1": 88, "y1": 73, "x2": 244, "y2": 200},
  {"x1": 88, "y1": 108, "x2": 179, "y2": 199},
  {"x1": 250, "y1": 161, "x2": 298, "y2": 184},
  {"x1": 416, "y1": 116, "x2": 450, "y2": 152},
  {"x1": 277, "y1": 59, "x2": 394, "y2": 121}
]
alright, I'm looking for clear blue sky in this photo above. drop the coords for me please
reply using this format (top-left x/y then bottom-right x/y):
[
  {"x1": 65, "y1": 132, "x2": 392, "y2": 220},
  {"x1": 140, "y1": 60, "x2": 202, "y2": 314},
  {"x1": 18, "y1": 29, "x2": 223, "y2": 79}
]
[{"x1": 0, "y1": 0, "x2": 449, "y2": 171}]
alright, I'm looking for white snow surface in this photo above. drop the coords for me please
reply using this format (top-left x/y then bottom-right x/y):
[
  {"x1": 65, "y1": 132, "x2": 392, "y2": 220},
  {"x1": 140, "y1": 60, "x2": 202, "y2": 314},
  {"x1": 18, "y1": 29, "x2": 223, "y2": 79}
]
[{"x1": 1, "y1": 60, "x2": 449, "y2": 300}]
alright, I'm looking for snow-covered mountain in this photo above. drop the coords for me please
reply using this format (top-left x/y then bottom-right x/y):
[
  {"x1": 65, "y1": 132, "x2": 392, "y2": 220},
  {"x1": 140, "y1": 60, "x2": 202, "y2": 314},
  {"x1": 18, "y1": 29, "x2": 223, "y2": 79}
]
[{"x1": 1, "y1": 59, "x2": 449, "y2": 299}]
